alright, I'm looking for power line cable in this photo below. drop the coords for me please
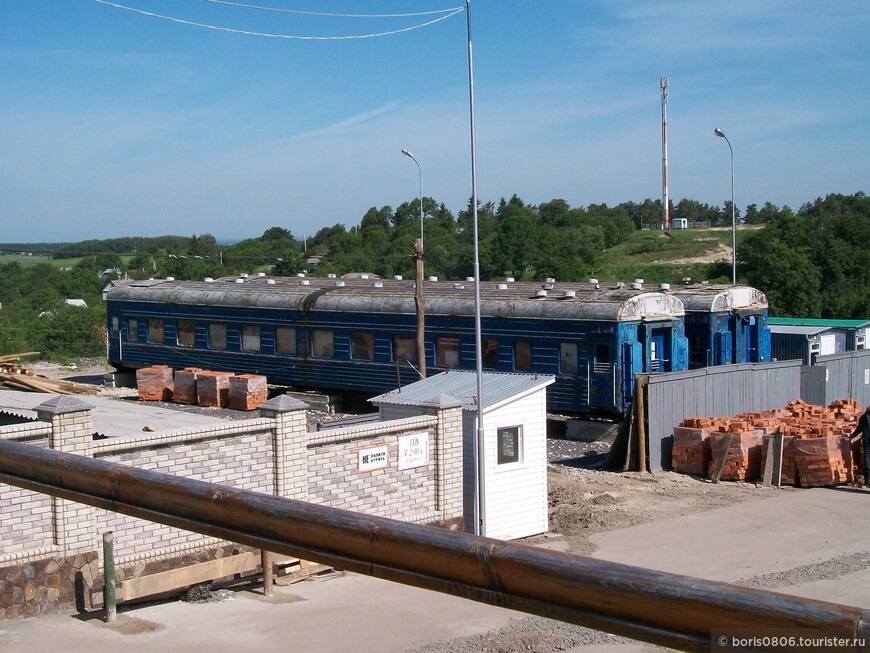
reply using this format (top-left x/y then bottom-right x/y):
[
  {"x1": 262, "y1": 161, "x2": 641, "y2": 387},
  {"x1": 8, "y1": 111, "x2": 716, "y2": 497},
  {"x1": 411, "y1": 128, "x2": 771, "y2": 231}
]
[
  {"x1": 201, "y1": 0, "x2": 463, "y2": 19},
  {"x1": 94, "y1": 1, "x2": 464, "y2": 40}
]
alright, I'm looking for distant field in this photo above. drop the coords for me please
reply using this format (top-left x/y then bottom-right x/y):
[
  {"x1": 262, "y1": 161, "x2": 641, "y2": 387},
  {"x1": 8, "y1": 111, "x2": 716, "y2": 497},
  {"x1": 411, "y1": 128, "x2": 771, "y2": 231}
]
[{"x1": 0, "y1": 253, "x2": 87, "y2": 268}]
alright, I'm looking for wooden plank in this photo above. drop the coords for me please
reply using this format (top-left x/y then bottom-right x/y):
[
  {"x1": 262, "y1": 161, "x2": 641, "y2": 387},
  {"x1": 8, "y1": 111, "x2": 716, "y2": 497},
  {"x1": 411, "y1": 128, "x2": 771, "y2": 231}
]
[
  {"x1": 91, "y1": 552, "x2": 316, "y2": 608},
  {"x1": 709, "y1": 433, "x2": 733, "y2": 484},
  {"x1": 761, "y1": 434, "x2": 784, "y2": 487}
]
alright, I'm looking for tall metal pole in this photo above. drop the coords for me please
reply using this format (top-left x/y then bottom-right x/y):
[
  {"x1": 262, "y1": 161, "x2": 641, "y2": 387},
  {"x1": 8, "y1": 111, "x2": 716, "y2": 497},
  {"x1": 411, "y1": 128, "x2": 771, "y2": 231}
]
[
  {"x1": 401, "y1": 148, "x2": 424, "y2": 278},
  {"x1": 465, "y1": 0, "x2": 486, "y2": 537},
  {"x1": 714, "y1": 128, "x2": 736, "y2": 285},
  {"x1": 661, "y1": 77, "x2": 669, "y2": 230},
  {"x1": 402, "y1": 149, "x2": 427, "y2": 377}
]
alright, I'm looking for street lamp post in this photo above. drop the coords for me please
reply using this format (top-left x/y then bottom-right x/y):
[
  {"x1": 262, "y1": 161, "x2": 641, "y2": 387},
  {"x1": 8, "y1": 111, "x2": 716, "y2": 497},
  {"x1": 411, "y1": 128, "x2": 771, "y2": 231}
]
[
  {"x1": 401, "y1": 148, "x2": 426, "y2": 378},
  {"x1": 401, "y1": 148, "x2": 424, "y2": 273},
  {"x1": 714, "y1": 128, "x2": 736, "y2": 285}
]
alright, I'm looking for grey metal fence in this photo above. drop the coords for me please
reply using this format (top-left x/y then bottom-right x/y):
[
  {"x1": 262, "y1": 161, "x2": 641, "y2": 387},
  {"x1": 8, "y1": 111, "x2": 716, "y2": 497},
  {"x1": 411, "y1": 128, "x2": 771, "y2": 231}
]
[{"x1": 644, "y1": 350, "x2": 870, "y2": 471}]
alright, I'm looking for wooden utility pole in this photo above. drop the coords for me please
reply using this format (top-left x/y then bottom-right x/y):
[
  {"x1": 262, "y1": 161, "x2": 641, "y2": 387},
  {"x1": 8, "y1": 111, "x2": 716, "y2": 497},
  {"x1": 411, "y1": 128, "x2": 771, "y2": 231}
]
[{"x1": 414, "y1": 238, "x2": 426, "y2": 378}]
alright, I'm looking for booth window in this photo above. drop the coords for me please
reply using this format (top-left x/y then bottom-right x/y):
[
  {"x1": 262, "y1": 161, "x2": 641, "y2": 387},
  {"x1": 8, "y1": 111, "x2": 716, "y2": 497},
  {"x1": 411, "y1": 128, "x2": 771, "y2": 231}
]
[
  {"x1": 209, "y1": 323, "x2": 227, "y2": 350},
  {"x1": 241, "y1": 325, "x2": 261, "y2": 352},
  {"x1": 497, "y1": 426, "x2": 521, "y2": 465},
  {"x1": 147, "y1": 318, "x2": 164, "y2": 344},
  {"x1": 276, "y1": 327, "x2": 296, "y2": 355}
]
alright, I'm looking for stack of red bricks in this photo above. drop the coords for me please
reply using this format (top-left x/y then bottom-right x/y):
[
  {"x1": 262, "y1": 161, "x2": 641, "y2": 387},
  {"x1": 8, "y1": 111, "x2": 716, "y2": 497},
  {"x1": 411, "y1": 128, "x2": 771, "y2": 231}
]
[
  {"x1": 135, "y1": 367, "x2": 269, "y2": 411},
  {"x1": 228, "y1": 374, "x2": 268, "y2": 411},
  {"x1": 135, "y1": 365, "x2": 174, "y2": 401},
  {"x1": 173, "y1": 367, "x2": 202, "y2": 405},
  {"x1": 675, "y1": 399, "x2": 863, "y2": 487},
  {"x1": 195, "y1": 371, "x2": 235, "y2": 408}
]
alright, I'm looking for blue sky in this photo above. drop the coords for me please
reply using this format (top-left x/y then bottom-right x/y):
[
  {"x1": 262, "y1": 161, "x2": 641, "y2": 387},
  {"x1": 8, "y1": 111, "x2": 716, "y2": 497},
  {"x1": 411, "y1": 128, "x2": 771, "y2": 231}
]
[{"x1": 1, "y1": 1, "x2": 867, "y2": 243}]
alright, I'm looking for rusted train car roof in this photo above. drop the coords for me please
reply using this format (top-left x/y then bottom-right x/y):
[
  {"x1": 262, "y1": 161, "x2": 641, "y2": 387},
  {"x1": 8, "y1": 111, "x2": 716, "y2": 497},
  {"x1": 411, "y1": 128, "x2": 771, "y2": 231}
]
[{"x1": 107, "y1": 276, "x2": 686, "y2": 323}]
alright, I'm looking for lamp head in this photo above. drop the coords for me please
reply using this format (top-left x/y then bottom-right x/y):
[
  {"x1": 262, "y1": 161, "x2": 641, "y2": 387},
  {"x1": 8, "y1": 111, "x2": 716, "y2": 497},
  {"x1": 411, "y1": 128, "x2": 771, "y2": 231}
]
[
  {"x1": 714, "y1": 128, "x2": 726, "y2": 138},
  {"x1": 401, "y1": 148, "x2": 413, "y2": 158}
]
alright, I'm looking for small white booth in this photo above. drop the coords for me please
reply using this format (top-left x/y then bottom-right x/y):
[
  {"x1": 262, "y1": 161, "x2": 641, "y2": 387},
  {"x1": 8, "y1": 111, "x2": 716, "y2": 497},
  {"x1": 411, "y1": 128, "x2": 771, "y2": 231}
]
[{"x1": 370, "y1": 370, "x2": 554, "y2": 541}]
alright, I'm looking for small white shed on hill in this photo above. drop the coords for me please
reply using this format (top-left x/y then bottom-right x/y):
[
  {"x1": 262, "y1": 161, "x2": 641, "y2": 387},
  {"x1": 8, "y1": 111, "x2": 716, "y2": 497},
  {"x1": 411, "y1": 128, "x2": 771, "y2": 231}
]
[{"x1": 370, "y1": 370, "x2": 554, "y2": 541}]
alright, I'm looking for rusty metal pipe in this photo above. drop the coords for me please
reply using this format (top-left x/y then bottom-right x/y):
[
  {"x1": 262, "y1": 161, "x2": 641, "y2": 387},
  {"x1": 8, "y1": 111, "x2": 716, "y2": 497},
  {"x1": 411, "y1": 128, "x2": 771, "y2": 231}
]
[{"x1": 0, "y1": 439, "x2": 867, "y2": 653}]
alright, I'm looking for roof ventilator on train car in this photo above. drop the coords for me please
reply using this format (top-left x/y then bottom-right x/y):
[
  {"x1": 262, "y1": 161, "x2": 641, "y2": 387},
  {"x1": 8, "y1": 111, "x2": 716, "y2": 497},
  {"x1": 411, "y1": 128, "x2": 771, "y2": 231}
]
[
  {"x1": 497, "y1": 283, "x2": 508, "y2": 290},
  {"x1": 454, "y1": 283, "x2": 464, "y2": 290},
  {"x1": 534, "y1": 290, "x2": 548, "y2": 299},
  {"x1": 561, "y1": 290, "x2": 576, "y2": 300},
  {"x1": 335, "y1": 280, "x2": 345, "y2": 287},
  {"x1": 204, "y1": 277, "x2": 213, "y2": 283},
  {"x1": 373, "y1": 281, "x2": 383, "y2": 288},
  {"x1": 234, "y1": 278, "x2": 244, "y2": 284},
  {"x1": 300, "y1": 279, "x2": 310, "y2": 286},
  {"x1": 659, "y1": 283, "x2": 670, "y2": 290},
  {"x1": 266, "y1": 279, "x2": 276, "y2": 285}
]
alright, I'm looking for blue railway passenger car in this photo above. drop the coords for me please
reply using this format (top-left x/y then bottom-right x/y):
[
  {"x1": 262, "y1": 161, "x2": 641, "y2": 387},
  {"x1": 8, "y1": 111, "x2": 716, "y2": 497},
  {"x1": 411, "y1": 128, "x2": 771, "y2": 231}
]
[
  {"x1": 105, "y1": 275, "x2": 690, "y2": 417},
  {"x1": 668, "y1": 283, "x2": 770, "y2": 368}
]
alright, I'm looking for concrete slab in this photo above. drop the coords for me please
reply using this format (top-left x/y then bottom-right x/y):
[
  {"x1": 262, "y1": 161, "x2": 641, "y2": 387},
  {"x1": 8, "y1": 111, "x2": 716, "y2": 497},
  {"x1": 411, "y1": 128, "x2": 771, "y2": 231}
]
[
  {"x1": 589, "y1": 486, "x2": 870, "y2": 592},
  {"x1": 0, "y1": 389, "x2": 232, "y2": 438}
]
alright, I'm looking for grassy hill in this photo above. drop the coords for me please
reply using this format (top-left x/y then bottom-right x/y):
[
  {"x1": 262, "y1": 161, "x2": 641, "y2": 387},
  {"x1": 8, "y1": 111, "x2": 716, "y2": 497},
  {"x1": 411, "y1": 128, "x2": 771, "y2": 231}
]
[{"x1": 591, "y1": 226, "x2": 757, "y2": 286}]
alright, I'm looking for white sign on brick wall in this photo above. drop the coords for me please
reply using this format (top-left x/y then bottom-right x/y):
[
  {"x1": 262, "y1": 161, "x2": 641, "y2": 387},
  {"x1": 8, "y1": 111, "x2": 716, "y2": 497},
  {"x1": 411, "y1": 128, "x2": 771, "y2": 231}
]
[
  {"x1": 357, "y1": 444, "x2": 389, "y2": 472},
  {"x1": 398, "y1": 432, "x2": 429, "y2": 470}
]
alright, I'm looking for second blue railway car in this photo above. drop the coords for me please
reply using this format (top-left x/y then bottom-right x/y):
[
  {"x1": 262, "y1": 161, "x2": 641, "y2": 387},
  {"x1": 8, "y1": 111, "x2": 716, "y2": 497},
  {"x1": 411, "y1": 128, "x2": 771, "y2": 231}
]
[
  {"x1": 668, "y1": 283, "x2": 770, "y2": 368},
  {"x1": 106, "y1": 276, "x2": 697, "y2": 417}
]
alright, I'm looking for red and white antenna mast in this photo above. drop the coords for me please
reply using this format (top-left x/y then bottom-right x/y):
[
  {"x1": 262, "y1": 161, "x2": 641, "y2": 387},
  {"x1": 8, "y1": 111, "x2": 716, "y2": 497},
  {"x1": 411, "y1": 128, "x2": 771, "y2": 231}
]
[{"x1": 661, "y1": 76, "x2": 670, "y2": 230}]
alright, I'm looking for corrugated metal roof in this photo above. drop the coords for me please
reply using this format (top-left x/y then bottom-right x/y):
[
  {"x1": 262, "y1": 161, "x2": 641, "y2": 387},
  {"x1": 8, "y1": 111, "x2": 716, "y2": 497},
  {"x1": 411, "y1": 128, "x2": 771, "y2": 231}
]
[
  {"x1": 768, "y1": 324, "x2": 833, "y2": 336},
  {"x1": 768, "y1": 317, "x2": 870, "y2": 329},
  {"x1": 369, "y1": 370, "x2": 554, "y2": 414}
]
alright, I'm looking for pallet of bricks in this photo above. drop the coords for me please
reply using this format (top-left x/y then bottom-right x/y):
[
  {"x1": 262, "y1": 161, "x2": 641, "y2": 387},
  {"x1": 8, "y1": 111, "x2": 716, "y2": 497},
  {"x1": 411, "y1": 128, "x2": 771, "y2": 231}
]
[
  {"x1": 136, "y1": 366, "x2": 268, "y2": 411},
  {"x1": 673, "y1": 399, "x2": 863, "y2": 487}
]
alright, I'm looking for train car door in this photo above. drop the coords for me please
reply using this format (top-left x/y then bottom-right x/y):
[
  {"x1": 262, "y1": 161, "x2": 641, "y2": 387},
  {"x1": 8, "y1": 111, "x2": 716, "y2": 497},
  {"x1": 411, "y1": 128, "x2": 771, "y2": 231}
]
[
  {"x1": 559, "y1": 341, "x2": 590, "y2": 411},
  {"x1": 649, "y1": 327, "x2": 672, "y2": 372},
  {"x1": 589, "y1": 338, "x2": 616, "y2": 410},
  {"x1": 713, "y1": 331, "x2": 731, "y2": 365}
]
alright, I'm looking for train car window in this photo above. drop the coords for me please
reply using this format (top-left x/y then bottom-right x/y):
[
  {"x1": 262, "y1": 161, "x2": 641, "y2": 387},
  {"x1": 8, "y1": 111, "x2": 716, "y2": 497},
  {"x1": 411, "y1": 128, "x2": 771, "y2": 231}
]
[
  {"x1": 147, "y1": 318, "x2": 164, "y2": 344},
  {"x1": 177, "y1": 320, "x2": 195, "y2": 347},
  {"x1": 312, "y1": 329, "x2": 334, "y2": 358},
  {"x1": 483, "y1": 338, "x2": 498, "y2": 369},
  {"x1": 560, "y1": 342, "x2": 578, "y2": 375},
  {"x1": 514, "y1": 340, "x2": 531, "y2": 371},
  {"x1": 351, "y1": 332, "x2": 374, "y2": 360},
  {"x1": 594, "y1": 344, "x2": 610, "y2": 373},
  {"x1": 241, "y1": 325, "x2": 261, "y2": 352},
  {"x1": 127, "y1": 318, "x2": 138, "y2": 343},
  {"x1": 496, "y1": 426, "x2": 521, "y2": 465},
  {"x1": 209, "y1": 323, "x2": 227, "y2": 350},
  {"x1": 392, "y1": 335, "x2": 417, "y2": 363},
  {"x1": 436, "y1": 336, "x2": 460, "y2": 367},
  {"x1": 276, "y1": 327, "x2": 296, "y2": 355}
]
